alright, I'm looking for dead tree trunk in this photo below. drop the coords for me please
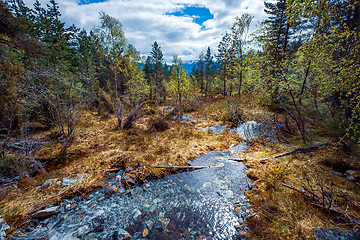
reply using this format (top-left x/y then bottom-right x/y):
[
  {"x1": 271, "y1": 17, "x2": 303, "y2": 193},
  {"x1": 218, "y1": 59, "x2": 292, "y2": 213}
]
[
  {"x1": 115, "y1": 102, "x2": 123, "y2": 130},
  {"x1": 122, "y1": 102, "x2": 144, "y2": 130}
]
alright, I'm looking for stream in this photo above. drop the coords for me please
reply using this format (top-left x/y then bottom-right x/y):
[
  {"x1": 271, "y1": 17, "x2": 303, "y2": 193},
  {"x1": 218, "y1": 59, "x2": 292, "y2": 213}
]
[{"x1": 9, "y1": 120, "x2": 257, "y2": 240}]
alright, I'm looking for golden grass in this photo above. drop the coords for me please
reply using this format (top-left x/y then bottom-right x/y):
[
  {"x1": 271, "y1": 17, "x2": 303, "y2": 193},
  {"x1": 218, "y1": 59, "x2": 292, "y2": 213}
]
[
  {"x1": 0, "y1": 105, "x2": 242, "y2": 233},
  {"x1": 241, "y1": 141, "x2": 360, "y2": 240}
]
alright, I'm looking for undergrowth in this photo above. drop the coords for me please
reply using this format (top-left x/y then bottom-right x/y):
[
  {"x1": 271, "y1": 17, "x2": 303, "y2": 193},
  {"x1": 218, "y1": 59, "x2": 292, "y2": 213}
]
[{"x1": 241, "y1": 141, "x2": 360, "y2": 239}]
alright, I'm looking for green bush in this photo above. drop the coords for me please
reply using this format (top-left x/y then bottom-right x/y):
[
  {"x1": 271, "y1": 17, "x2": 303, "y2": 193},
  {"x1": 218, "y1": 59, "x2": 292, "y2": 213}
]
[{"x1": 0, "y1": 156, "x2": 32, "y2": 177}]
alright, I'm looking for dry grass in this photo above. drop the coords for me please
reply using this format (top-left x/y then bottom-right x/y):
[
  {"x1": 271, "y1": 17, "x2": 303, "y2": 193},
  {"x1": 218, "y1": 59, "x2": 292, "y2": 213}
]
[
  {"x1": 0, "y1": 105, "x2": 242, "y2": 233},
  {"x1": 240, "y1": 141, "x2": 360, "y2": 239},
  {"x1": 1, "y1": 96, "x2": 359, "y2": 239}
]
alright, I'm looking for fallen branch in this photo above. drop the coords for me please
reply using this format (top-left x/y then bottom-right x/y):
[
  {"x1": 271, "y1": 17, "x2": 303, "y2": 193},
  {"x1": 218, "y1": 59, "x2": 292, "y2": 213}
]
[
  {"x1": 151, "y1": 165, "x2": 221, "y2": 170},
  {"x1": 259, "y1": 142, "x2": 329, "y2": 161},
  {"x1": 164, "y1": 104, "x2": 181, "y2": 119},
  {"x1": 224, "y1": 158, "x2": 244, "y2": 162},
  {"x1": 105, "y1": 168, "x2": 122, "y2": 173},
  {"x1": 281, "y1": 183, "x2": 304, "y2": 194},
  {"x1": 281, "y1": 183, "x2": 360, "y2": 226}
]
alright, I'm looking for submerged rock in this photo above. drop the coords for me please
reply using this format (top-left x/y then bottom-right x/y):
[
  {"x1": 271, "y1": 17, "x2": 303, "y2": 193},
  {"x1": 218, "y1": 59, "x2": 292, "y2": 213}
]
[
  {"x1": 113, "y1": 229, "x2": 131, "y2": 240},
  {"x1": 315, "y1": 227, "x2": 360, "y2": 240}
]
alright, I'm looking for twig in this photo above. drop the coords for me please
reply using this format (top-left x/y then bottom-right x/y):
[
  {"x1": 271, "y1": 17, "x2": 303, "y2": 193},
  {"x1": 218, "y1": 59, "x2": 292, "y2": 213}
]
[
  {"x1": 282, "y1": 184, "x2": 360, "y2": 225},
  {"x1": 281, "y1": 183, "x2": 304, "y2": 194},
  {"x1": 224, "y1": 158, "x2": 244, "y2": 162}
]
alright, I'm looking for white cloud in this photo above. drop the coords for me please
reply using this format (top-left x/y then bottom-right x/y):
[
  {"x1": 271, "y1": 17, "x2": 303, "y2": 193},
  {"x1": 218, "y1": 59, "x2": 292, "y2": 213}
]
[{"x1": 23, "y1": 0, "x2": 268, "y2": 63}]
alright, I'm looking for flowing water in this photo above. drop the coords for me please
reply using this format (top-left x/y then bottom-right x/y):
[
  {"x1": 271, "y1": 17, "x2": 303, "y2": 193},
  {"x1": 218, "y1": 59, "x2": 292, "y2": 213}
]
[{"x1": 9, "y1": 120, "x2": 256, "y2": 240}]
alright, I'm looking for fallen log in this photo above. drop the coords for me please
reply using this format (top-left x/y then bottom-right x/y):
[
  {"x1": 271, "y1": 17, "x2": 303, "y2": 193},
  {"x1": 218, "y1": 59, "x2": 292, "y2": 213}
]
[
  {"x1": 259, "y1": 142, "x2": 329, "y2": 161},
  {"x1": 164, "y1": 104, "x2": 181, "y2": 119}
]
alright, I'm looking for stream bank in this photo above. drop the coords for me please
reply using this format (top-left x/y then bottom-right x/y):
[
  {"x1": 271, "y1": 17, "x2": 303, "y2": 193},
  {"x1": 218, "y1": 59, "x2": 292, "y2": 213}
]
[{"x1": 7, "y1": 119, "x2": 256, "y2": 239}]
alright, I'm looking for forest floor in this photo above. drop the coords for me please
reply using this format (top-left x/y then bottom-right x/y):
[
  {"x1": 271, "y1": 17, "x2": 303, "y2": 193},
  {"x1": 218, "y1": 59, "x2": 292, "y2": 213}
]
[{"x1": 1, "y1": 97, "x2": 359, "y2": 239}]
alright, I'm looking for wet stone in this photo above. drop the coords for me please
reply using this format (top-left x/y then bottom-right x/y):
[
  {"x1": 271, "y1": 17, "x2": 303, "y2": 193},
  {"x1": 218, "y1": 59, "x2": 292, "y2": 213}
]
[
  {"x1": 152, "y1": 220, "x2": 164, "y2": 232},
  {"x1": 37, "y1": 179, "x2": 53, "y2": 192},
  {"x1": 0, "y1": 218, "x2": 10, "y2": 239},
  {"x1": 113, "y1": 229, "x2": 131, "y2": 240},
  {"x1": 132, "y1": 209, "x2": 142, "y2": 220}
]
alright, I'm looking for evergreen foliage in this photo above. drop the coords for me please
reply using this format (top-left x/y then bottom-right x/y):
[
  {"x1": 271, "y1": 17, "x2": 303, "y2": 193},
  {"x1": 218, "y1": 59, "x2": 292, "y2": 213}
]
[{"x1": 0, "y1": 0, "x2": 359, "y2": 150}]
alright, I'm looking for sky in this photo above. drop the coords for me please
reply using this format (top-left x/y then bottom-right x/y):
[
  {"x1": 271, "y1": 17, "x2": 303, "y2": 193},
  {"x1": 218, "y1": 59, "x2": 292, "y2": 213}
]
[{"x1": 22, "y1": 0, "x2": 270, "y2": 63}]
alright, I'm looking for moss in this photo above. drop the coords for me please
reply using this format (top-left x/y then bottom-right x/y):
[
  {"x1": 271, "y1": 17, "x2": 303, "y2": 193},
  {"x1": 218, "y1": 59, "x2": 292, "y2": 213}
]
[{"x1": 0, "y1": 156, "x2": 32, "y2": 177}]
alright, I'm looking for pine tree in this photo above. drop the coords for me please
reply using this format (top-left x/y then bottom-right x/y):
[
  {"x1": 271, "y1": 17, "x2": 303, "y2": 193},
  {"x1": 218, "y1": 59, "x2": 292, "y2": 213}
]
[
  {"x1": 204, "y1": 47, "x2": 214, "y2": 96},
  {"x1": 143, "y1": 56, "x2": 154, "y2": 100},
  {"x1": 150, "y1": 41, "x2": 166, "y2": 102},
  {"x1": 263, "y1": 0, "x2": 290, "y2": 60}
]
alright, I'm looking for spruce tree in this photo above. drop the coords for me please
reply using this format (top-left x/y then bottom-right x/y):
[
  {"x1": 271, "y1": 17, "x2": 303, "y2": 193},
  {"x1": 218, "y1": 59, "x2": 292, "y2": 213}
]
[
  {"x1": 150, "y1": 41, "x2": 166, "y2": 102},
  {"x1": 204, "y1": 47, "x2": 214, "y2": 96}
]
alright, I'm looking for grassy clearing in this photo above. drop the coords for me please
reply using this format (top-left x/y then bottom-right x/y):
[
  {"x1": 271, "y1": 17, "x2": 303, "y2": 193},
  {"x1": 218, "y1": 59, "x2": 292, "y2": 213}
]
[{"x1": 0, "y1": 104, "x2": 242, "y2": 233}]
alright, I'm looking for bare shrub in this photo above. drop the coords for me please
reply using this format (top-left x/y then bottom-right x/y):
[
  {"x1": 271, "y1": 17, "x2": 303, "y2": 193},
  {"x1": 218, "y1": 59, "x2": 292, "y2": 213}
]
[{"x1": 148, "y1": 118, "x2": 169, "y2": 132}]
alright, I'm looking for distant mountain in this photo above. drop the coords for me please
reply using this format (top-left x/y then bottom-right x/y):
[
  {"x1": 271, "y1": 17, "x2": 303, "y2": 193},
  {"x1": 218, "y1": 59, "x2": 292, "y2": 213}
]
[
  {"x1": 182, "y1": 60, "x2": 198, "y2": 74},
  {"x1": 139, "y1": 60, "x2": 198, "y2": 75}
]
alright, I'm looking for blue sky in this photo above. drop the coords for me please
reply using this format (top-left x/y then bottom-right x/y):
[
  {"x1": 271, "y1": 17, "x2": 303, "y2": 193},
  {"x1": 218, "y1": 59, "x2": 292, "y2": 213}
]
[
  {"x1": 78, "y1": 0, "x2": 107, "y2": 4},
  {"x1": 166, "y1": 5, "x2": 214, "y2": 30},
  {"x1": 24, "y1": 0, "x2": 269, "y2": 63}
]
